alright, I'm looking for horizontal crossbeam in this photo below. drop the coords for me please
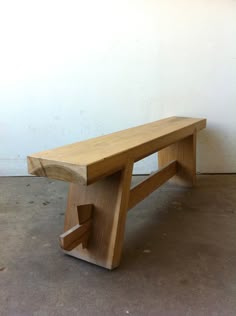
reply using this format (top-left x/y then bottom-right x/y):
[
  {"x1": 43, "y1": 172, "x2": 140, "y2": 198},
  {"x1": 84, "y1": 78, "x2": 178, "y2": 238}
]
[
  {"x1": 60, "y1": 221, "x2": 92, "y2": 251},
  {"x1": 60, "y1": 204, "x2": 93, "y2": 251},
  {"x1": 128, "y1": 160, "x2": 178, "y2": 210}
]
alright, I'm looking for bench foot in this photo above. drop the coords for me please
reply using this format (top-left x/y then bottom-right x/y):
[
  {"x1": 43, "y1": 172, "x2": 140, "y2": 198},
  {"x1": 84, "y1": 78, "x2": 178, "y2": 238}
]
[
  {"x1": 158, "y1": 131, "x2": 197, "y2": 187},
  {"x1": 62, "y1": 162, "x2": 133, "y2": 270}
]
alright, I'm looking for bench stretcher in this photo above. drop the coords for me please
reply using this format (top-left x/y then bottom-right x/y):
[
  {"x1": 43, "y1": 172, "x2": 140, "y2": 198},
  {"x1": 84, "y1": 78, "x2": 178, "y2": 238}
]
[{"x1": 27, "y1": 116, "x2": 206, "y2": 269}]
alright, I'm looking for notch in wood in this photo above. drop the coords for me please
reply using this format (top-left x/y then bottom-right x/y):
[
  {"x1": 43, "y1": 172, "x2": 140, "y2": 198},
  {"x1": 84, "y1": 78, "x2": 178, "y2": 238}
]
[{"x1": 60, "y1": 204, "x2": 93, "y2": 251}]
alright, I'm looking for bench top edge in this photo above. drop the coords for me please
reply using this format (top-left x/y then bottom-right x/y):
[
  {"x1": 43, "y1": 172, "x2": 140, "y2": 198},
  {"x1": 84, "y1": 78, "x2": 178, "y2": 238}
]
[{"x1": 27, "y1": 116, "x2": 206, "y2": 183}]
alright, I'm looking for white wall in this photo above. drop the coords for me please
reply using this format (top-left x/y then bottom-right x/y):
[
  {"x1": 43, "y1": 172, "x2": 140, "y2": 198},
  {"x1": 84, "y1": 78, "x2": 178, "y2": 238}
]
[{"x1": 0, "y1": 0, "x2": 235, "y2": 176}]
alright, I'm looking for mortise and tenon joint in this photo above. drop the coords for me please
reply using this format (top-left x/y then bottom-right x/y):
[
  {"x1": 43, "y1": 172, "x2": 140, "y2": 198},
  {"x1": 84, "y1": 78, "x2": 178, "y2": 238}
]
[{"x1": 27, "y1": 116, "x2": 206, "y2": 269}]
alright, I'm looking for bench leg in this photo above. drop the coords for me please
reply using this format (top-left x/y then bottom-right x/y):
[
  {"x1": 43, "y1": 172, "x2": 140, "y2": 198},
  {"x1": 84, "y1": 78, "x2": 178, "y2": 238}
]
[
  {"x1": 62, "y1": 162, "x2": 133, "y2": 270},
  {"x1": 158, "y1": 131, "x2": 197, "y2": 187}
]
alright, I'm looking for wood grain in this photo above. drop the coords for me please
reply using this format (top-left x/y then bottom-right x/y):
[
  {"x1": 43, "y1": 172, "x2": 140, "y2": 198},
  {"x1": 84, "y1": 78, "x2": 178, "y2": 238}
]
[
  {"x1": 158, "y1": 130, "x2": 197, "y2": 187},
  {"x1": 27, "y1": 117, "x2": 206, "y2": 269},
  {"x1": 63, "y1": 161, "x2": 133, "y2": 269},
  {"x1": 77, "y1": 204, "x2": 93, "y2": 225},
  {"x1": 128, "y1": 160, "x2": 177, "y2": 210},
  {"x1": 60, "y1": 220, "x2": 92, "y2": 251},
  {"x1": 27, "y1": 117, "x2": 206, "y2": 185}
]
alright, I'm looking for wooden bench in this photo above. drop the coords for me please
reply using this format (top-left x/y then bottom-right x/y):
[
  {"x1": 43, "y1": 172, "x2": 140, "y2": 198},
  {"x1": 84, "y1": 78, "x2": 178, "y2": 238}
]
[{"x1": 27, "y1": 116, "x2": 206, "y2": 269}]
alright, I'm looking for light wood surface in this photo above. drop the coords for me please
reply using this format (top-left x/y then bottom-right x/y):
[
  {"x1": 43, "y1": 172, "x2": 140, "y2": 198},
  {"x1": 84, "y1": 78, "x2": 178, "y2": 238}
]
[
  {"x1": 59, "y1": 204, "x2": 93, "y2": 250},
  {"x1": 63, "y1": 161, "x2": 133, "y2": 270},
  {"x1": 27, "y1": 117, "x2": 206, "y2": 185},
  {"x1": 60, "y1": 221, "x2": 92, "y2": 251},
  {"x1": 158, "y1": 131, "x2": 197, "y2": 187},
  {"x1": 128, "y1": 160, "x2": 177, "y2": 210},
  {"x1": 27, "y1": 116, "x2": 206, "y2": 269}
]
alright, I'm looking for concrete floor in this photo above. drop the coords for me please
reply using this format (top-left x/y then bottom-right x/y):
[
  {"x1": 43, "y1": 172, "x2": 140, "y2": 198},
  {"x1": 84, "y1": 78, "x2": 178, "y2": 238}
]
[{"x1": 0, "y1": 175, "x2": 236, "y2": 316}]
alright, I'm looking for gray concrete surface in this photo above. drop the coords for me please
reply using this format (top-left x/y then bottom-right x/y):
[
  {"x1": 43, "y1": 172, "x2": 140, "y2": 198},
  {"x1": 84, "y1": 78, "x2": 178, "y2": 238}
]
[{"x1": 0, "y1": 175, "x2": 236, "y2": 316}]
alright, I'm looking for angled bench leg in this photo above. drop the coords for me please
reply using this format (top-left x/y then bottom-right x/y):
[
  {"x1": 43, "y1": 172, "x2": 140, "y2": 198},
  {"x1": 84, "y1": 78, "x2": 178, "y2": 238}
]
[
  {"x1": 158, "y1": 131, "x2": 197, "y2": 187},
  {"x1": 62, "y1": 161, "x2": 133, "y2": 270}
]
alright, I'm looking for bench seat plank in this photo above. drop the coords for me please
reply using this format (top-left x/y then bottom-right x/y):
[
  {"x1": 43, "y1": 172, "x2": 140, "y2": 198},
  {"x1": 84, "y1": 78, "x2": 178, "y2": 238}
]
[
  {"x1": 27, "y1": 116, "x2": 206, "y2": 185},
  {"x1": 27, "y1": 116, "x2": 206, "y2": 269}
]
